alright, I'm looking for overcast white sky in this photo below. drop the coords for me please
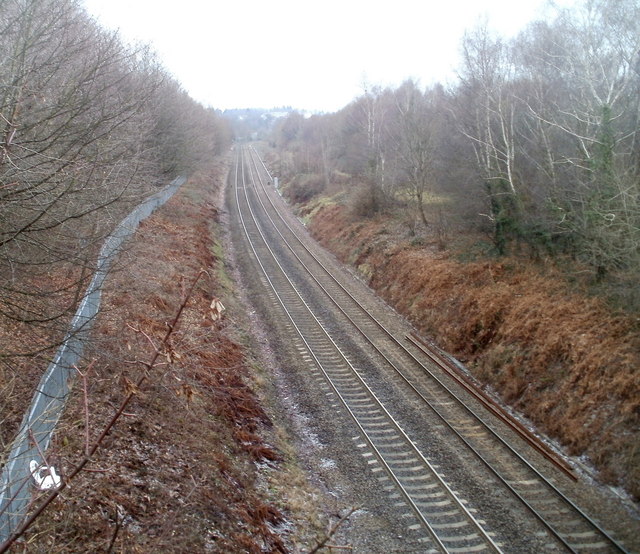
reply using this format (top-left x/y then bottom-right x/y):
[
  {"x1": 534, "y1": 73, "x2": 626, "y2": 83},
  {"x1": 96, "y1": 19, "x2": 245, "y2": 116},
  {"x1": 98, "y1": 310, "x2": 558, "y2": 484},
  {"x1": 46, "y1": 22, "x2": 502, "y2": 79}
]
[{"x1": 82, "y1": 0, "x2": 562, "y2": 112}]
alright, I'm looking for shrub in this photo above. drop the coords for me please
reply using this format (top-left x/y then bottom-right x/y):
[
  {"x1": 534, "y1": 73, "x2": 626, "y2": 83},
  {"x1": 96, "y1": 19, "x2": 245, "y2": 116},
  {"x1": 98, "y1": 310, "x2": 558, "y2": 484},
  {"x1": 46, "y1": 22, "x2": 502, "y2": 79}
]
[
  {"x1": 348, "y1": 182, "x2": 384, "y2": 218},
  {"x1": 284, "y1": 173, "x2": 326, "y2": 204}
]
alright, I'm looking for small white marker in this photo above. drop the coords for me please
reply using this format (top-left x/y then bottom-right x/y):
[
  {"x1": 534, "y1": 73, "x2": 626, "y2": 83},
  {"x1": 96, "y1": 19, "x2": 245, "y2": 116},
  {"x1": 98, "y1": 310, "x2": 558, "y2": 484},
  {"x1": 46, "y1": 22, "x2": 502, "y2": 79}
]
[{"x1": 29, "y1": 461, "x2": 61, "y2": 490}]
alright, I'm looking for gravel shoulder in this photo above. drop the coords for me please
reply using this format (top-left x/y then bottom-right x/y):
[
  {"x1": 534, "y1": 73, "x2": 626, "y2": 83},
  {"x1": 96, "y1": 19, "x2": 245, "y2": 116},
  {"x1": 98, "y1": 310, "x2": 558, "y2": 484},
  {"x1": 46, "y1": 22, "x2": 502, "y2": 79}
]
[{"x1": 222, "y1": 165, "x2": 424, "y2": 552}]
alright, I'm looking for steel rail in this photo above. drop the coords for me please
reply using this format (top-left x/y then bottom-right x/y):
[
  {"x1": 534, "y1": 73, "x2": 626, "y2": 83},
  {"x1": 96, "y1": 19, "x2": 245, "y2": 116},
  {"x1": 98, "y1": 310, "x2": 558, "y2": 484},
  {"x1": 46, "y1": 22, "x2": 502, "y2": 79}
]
[
  {"x1": 234, "y1": 146, "x2": 503, "y2": 553},
  {"x1": 235, "y1": 147, "x2": 458, "y2": 552},
  {"x1": 242, "y1": 147, "x2": 587, "y2": 552},
  {"x1": 246, "y1": 144, "x2": 572, "y2": 474},
  {"x1": 244, "y1": 145, "x2": 628, "y2": 554},
  {"x1": 242, "y1": 148, "x2": 583, "y2": 552},
  {"x1": 406, "y1": 332, "x2": 575, "y2": 476}
]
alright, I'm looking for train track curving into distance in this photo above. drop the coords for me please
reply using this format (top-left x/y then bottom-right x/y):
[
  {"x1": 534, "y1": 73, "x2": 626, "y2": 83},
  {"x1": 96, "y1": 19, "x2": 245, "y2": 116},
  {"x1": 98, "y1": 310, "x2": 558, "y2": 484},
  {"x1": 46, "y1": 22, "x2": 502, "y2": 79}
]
[{"x1": 231, "y1": 144, "x2": 629, "y2": 553}]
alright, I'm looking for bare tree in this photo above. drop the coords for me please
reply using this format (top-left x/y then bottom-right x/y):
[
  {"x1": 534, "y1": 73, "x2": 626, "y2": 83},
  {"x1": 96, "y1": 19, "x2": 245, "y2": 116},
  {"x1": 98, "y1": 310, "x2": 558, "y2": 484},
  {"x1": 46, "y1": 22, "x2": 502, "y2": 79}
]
[
  {"x1": 0, "y1": 0, "x2": 161, "y2": 362},
  {"x1": 391, "y1": 79, "x2": 439, "y2": 230},
  {"x1": 147, "y1": 78, "x2": 231, "y2": 176},
  {"x1": 263, "y1": 0, "x2": 639, "y2": 292},
  {"x1": 348, "y1": 83, "x2": 395, "y2": 212},
  {"x1": 0, "y1": 0, "x2": 232, "y2": 456},
  {"x1": 515, "y1": 0, "x2": 640, "y2": 275},
  {"x1": 456, "y1": 23, "x2": 524, "y2": 254}
]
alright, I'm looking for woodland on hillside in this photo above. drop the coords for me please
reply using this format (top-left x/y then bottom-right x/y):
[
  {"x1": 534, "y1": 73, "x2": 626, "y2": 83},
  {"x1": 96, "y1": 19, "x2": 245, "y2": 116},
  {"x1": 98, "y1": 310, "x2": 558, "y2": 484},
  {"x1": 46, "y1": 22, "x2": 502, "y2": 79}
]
[
  {"x1": 271, "y1": 0, "x2": 640, "y2": 311},
  {"x1": 265, "y1": 0, "x2": 640, "y2": 499},
  {"x1": 0, "y1": 0, "x2": 231, "y2": 447}
]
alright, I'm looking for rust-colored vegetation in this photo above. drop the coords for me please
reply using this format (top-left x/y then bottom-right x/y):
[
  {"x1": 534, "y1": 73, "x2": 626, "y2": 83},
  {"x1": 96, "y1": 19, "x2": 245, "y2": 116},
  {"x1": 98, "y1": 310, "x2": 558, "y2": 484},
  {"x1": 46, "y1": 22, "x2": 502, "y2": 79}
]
[
  {"x1": 20, "y1": 164, "x2": 288, "y2": 552},
  {"x1": 309, "y1": 202, "x2": 640, "y2": 499}
]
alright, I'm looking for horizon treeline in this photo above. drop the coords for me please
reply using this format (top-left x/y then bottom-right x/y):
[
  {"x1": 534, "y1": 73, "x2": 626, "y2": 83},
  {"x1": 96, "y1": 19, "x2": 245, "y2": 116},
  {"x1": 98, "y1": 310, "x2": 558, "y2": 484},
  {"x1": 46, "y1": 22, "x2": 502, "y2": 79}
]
[
  {"x1": 270, "y1": 0, "x2": 639, "y2": 307},
  {"x1": 0, "y1": 0, "x2": 232, "y2": 370}
]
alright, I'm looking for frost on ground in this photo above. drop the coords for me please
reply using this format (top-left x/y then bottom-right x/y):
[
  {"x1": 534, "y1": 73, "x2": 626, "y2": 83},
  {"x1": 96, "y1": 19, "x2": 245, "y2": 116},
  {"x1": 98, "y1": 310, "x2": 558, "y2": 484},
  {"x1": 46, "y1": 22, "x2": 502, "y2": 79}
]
[{"x1": 14, "y1": 163, "x2": 328, "y2": 552}]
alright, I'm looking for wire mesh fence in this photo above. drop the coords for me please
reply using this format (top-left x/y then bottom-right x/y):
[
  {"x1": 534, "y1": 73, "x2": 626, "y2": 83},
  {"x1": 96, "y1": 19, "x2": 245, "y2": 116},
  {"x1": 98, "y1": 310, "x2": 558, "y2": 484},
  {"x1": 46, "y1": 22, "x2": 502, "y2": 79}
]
[{"x1": 0, "y1": 176, "x2": 186, "y2": 543}]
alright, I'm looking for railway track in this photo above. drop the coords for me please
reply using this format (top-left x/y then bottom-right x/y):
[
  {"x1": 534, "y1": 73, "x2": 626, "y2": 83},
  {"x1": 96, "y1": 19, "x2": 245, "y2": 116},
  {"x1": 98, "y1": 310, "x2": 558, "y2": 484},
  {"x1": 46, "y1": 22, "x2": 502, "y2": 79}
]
[{"x1": 232, "y1": 144, "x2": 630, "y2": 553}]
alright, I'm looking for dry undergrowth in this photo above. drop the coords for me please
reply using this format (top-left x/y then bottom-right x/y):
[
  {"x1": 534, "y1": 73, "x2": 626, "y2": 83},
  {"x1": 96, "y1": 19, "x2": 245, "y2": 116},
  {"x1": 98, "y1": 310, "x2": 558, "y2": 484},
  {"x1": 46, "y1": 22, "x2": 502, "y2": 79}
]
[
  {"x1": 309, "y1": 203, "x2": 640, "y2": 500},
  {"x1": 13, "y1": 164, "x2": 294, "y2": 552},
  {"x1": 0, "y1": 273, "x2": 90, "y2": 455}
]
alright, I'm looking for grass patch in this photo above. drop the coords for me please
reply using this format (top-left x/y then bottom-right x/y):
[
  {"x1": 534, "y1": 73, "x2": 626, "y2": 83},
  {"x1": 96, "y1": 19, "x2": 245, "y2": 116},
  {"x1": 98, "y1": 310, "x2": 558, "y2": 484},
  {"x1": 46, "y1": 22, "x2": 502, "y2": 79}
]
[{"x1": 299, "y1": 193, "x2": 339, "y2": 225}]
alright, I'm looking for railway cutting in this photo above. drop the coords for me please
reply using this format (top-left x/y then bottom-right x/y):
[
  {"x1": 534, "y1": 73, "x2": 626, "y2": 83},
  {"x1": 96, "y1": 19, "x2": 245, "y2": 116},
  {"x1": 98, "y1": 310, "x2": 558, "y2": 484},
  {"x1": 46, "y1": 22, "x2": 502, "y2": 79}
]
[{"x1": 227, "y1": 144, "x2": 638, "y2": 553}]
